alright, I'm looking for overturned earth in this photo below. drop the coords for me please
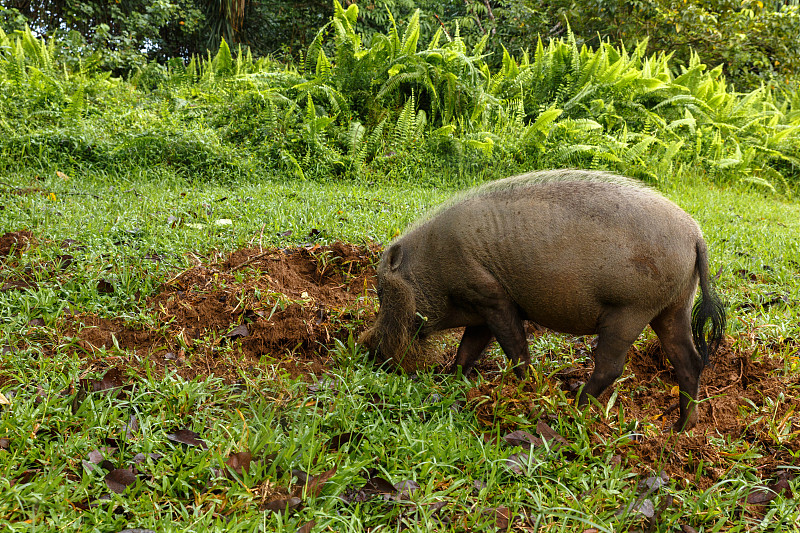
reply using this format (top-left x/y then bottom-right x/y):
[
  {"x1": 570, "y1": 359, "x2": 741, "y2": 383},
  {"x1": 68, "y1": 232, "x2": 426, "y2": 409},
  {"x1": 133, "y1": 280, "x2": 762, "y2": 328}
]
[{"x1": 65, "y1": 242, "x2": 383, "y2": 381}]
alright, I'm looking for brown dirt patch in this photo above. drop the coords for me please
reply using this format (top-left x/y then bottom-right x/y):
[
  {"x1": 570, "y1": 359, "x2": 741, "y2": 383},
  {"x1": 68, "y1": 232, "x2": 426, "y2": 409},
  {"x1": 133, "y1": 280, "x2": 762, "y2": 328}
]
[
  {"x1": 63, "y1": 242, "x2": 379, "y2": 382},
  {"x1": 0, "y1": 231, "x2": 35, "y2": 257},
  {"x1": 617, "y1": 340, "x2": 799, "y2": 489},
  {"x1": 466, "y1": 336, "x2": 800, "y2": 490}
]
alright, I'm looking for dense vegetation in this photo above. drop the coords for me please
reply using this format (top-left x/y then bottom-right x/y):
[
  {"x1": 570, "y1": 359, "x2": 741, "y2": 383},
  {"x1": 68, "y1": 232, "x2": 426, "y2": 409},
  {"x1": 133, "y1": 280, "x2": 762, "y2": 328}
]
[
  {"x1": 2, "y1": 2, "x2": 799, "y2": 194},
  {"x1": 4, "y1": 0, "x2": 800, "y2": 89}
]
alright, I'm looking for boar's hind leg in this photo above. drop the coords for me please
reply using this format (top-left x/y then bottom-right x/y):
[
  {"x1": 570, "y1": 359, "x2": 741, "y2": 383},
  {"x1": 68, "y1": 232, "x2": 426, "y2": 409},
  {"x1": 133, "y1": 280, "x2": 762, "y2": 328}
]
[
  {"x1": 580, "y1": 311, "x2": 649, "y2": 405},
  {"x1": 451, "y1": 326, "x2": 493, "y2": 376},
  {"x1": 650, "y1": 302, "x2": 702, "y2": 431}
]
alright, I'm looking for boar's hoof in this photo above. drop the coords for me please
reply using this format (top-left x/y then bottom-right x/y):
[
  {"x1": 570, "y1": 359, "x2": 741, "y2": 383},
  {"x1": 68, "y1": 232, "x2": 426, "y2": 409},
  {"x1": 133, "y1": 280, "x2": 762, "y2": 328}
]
[
  {"x1": 512, "y1": 362, "x2": 531, "y2": 380},
  {"x1": 449, "y1": 362, "x2": 473, "y2": 378},
  {"x1": 673, "y1": 408, "x2": 698, "y2": 433}
]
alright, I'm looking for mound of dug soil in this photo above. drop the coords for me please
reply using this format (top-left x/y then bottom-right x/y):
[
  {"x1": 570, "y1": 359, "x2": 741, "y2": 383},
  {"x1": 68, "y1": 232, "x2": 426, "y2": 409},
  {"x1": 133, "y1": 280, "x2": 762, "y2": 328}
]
[
  {"x1": 0, "y1": 231, "x2": 35, "y2": 257},
  {"x1": 467, "y1": 337, "x2": 799, "y2": 490},
  {"x1": 67, "y1": 242, "x2": 380, "y2": 381},
  {"x1": 621, "y1": 340, "x2": 799, "y2": 488}
]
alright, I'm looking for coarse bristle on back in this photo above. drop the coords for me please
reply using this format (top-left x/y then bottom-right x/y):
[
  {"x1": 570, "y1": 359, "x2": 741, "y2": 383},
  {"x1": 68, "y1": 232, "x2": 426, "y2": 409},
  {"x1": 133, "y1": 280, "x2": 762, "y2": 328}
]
[{"x1": 404, "y1": 169, "x2": 654, "y2": 235}]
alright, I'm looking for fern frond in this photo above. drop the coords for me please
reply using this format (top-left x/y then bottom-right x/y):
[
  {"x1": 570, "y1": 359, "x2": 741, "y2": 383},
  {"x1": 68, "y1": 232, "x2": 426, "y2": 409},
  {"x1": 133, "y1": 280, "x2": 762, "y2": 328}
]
[
  {"x1": 400, "y1": 10, "x2": 421, "y2": 56},
  {"x1": 393, "y1": 94, "x2": 416, "y2": 151}
]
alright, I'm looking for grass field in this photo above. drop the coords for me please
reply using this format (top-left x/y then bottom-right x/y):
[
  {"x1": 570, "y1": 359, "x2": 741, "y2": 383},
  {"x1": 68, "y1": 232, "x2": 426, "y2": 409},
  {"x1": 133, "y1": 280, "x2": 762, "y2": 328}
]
[{"x1": 1, "y1": 168, "x2": 799, "y2": 532}]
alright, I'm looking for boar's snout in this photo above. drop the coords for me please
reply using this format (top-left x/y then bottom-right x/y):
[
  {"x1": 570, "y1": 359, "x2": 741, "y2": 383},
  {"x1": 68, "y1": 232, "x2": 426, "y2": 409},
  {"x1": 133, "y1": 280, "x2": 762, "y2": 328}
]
[{"x1": 357, "y1": 326, "x2": 379, "y2": 358}]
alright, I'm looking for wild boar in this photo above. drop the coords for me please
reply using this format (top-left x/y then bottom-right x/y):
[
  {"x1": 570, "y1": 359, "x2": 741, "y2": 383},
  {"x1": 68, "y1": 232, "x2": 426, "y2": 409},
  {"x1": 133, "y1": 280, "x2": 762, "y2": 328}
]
[{"x1": 359, "y1": 169, "x2": 726, "y2": 431}]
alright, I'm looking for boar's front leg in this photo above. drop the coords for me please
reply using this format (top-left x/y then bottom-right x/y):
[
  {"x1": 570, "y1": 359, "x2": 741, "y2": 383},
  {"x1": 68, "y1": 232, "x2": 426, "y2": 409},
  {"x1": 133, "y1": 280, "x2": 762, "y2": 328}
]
[
  {"x1": 451, "y1": 325, "x2": 493, "y2": 376},
  {"x1": 450, "y1": 270, "x2": 531, "y2": 378},
  {"x1": 486, "y1": 302, "x2": 531, "y2": 379},
  {"x1": 458, "y1": 299, "x2": 530, "y2": 378}
]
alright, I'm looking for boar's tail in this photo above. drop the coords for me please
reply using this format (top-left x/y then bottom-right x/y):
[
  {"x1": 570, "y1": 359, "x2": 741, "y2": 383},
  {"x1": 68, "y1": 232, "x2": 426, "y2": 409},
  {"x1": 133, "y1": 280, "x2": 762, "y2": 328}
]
[{"x1": 691, "y1": 240, "x2": 726, "y2": 366}]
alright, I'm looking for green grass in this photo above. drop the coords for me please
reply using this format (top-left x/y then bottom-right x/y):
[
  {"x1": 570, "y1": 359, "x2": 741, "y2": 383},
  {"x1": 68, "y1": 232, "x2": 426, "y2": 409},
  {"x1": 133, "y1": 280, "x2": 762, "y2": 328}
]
[
  {"x1": 0, "y1": 170, "x2": 448, "y2": 325},
  {"x1": 2, "y1": 169, "x2": 800, "y2": 532}
]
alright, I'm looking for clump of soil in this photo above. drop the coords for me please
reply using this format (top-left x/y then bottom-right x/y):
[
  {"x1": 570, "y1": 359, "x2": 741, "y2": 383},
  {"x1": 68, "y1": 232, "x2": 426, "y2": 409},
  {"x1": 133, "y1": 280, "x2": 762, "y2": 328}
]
[
  {"x1": 66, "y1": 242, "x2": 380, "y2": 381},
  {"x1": 0, "y1": 231, "x2": 35, "y2": 257},
  {"x1": 466, "y1": 336, "x2": 799, "y2": 489}
]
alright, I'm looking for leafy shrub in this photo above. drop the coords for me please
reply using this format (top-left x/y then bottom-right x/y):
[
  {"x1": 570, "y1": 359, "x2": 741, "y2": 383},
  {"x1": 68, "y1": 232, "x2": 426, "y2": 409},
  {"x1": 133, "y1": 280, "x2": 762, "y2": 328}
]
[{"x1": 1, "y1": 3, "x2": 799, "y2": 192}]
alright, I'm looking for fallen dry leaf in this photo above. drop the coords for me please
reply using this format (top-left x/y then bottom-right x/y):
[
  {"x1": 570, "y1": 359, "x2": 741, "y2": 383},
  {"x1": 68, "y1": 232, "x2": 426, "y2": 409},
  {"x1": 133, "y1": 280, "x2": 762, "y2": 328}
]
[
  {"x1": 264, "y1": 497, "x2": 302, "y2": 514},
  {"x1": 304, "y1": 465, "x2": 337, "y2": 498},
  {"x1": 166, "y1": 429, "x2": 207, "y2": 449},
  {"x1": 105, "y1": 468, "x2": 137, "y2": 494},
  {"x1": 225, "y1": 451, "x2": 253, "y2": 476}
]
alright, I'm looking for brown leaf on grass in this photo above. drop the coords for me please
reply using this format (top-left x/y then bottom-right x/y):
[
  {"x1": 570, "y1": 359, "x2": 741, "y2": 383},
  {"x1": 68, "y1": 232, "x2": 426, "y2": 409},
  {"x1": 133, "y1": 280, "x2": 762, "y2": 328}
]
[
  {"x1": 11, "y1": 469, "x2": 37, "y2": 486},
  {"x1": 340, "y1": 476, "x2": 398, "y2": 504},
  {"x1": 97, "y1": 279, "x2": 114, "y2": 294},
  {"x1": 102, "y1": 436, "x2": 123, "y2": 449},
  {"x1": 166, "y1": 429, "x2": 207, "y2": 449},
  {"x1": 225, "y1": 451, "x2": 253, "y2": 476},
  {"x1": 327, "y1": 431, "x2": 365, "y2": 450},
  {"x1": 73, "y1": 493, "x2": 116, "y2": 512},
  {"x1": 491, "y1": 506, "x2": 512, "y2": 530},
  {"x1": 505, "y1": 451, "x2": 532, "y2": 476},
  {"x1": 421, "y1": 500, "x2": 448, "y2": 514},
  {"x1": 0, "y1": 437, "x2": 10, "y2": 450},
  {"x1": 304, "y1": 465, "x2": 337, "y2": 498},
  {"x1": 503, "y1": 430, "x2": 543, "y2": 450},
  {"x1": 124, "y1": 415, "x2": 139, "y2": 441},
  {"x1": 88, "y1": 367, "x2": 125, "y2": 393},
  {"x1": 364, "y1": 476, "x2": 396, "y2": 495},
  {"x1": 133, "y1": 452, "x2": 163, "y2": 464},
  {"x1": 28, "y1": 318, "x2": 45, "y2": 327},
  {"x1": 61, "y1": 304, "x2": 80, "y2": 317},
  {"x1": 264, "y1": 496, "x2": 302, "y2": 514},
  {"x1": 296, "y1": 521, "x2": 316, "y2": 533},
  {"x1": 536, "y1": 420, "x2": 570, "y2": 448},
  {"x1": 291, "y1": 469, "x2": 309, "y2": 485},
  {"x1": 393, "y1": 479, "x2": 420, "y2": 500},
  {"x1": 105, "y1": 467, "x2": 137, "y2": 494},
  {"x1": 56, "y1": 254, "x2": 74, "y2": 270},
  {"x1": 118, "y1": 529, "x2": 157, "y2": 533},
  {"x1": 746, "y1": 477, "x2": 793, "y2": 505},
  {"x1": 87, "y1": 447, "x2": 117, "y2": 464}
]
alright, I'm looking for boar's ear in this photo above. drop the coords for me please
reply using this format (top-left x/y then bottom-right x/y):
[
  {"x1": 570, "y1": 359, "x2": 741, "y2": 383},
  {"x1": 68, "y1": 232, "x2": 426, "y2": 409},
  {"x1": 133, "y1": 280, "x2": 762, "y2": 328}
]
[{"x1": 386, "y1": 243, "x2": 403, "y2": 271}]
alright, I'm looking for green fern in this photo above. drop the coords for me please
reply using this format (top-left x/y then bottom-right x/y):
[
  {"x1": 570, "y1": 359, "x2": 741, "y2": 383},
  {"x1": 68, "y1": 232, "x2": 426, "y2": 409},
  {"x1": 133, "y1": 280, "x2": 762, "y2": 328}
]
[{"x1": 393, "y1": 94, "x2": 417, "y2": 151}]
